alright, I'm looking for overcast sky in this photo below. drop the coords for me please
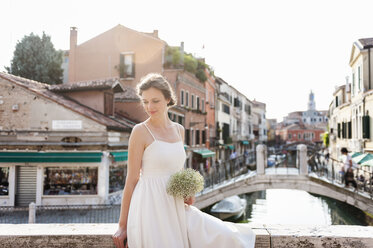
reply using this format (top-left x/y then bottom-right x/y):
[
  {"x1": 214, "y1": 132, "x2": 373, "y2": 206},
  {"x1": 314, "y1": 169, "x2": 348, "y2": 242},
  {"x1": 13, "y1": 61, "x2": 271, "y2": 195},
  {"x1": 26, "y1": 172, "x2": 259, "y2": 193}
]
[{"x1": 1, "y1": 0, "x2": 372, "y2": 121}]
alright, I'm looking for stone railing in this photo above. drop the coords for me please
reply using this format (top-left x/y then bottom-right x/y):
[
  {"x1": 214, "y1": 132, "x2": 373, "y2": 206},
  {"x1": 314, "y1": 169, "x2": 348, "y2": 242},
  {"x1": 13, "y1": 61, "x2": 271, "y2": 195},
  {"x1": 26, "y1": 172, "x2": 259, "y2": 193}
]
[{"x1": 1, "y1": 223, "x2": 373, "y2": 248}]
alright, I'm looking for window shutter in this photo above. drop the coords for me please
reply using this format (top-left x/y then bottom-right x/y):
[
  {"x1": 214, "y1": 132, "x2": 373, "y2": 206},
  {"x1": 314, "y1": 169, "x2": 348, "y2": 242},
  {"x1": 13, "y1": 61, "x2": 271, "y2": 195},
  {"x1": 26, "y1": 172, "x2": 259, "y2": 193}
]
[
  {"x1": 337, "y1": 123, "x2": 341, "y2": 138},
  {"x1": 119, "y1": 54, "x2": 124, "y2": 78},
  {"x1": 363, "y1": 115, "x2": 370, "y2": 139},
  {"x1": 131, "y1": 53, "x2": 135, "y2": 77},
  {"x1": 185, "y1": 129, "x2": 190, "y2": 145},
  {"x1": 348, "y1": 121, "x2": 352, "y2": 139}
]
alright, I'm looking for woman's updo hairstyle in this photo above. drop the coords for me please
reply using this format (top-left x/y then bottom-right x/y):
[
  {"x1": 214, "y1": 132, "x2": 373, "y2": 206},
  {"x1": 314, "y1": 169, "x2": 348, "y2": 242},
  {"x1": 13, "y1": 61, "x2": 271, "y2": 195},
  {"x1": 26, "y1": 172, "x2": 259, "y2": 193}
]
[{"x1": 136, "y1": 73, "x2": 177, "y2": 107}]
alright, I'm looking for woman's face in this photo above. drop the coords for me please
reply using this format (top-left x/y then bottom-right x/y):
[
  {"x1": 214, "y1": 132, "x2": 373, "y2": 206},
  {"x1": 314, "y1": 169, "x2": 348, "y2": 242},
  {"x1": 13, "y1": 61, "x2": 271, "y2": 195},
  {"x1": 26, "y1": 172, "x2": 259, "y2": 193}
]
[{"x1": 141, "y1": 87, "x2": 170, "y2": 117}]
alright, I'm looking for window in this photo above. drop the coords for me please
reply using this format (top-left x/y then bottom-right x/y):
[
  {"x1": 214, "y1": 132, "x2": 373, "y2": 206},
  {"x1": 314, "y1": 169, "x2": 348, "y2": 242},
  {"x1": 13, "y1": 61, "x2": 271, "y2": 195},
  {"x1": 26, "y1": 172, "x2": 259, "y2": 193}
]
[
  {"x1": 186, "y1": 91, "x2": 189, "y2": 107},
  {"x1": 185, "y1": 129, "x2": 190, "y2": 145},
  {"x1": 104, "y1": 92, "x2": 114, "y2": 115},
  {"x1": 180, "y1": 90, "x2": 184, "y2": 106},
  {"x1": 202, "y1": 130, "x2": 206, "y2": 144},
  {"x1": 196, "y1": 96, "x2": 200, "y2": 110},
  {"x1": 196, "y1": 129, "x2": 200, "y2": 145},
  {"x1": 298, "y1": 133, "x2": 301, "y2": 140},
  {"x1": 43, "y1": 167, "x2": 98, "y2": 195},
  {"x1": 119, "y1": 52, "x2": 135, "y2": 78},
  {"x1": 0, "y1": 167, "x2": 9, "y2": 196},
  {"x1": 288, "y1": 134, "x2": 292, "y2": 139},
  {"x1": 223, "y1": 104, "x2": 230, "y2": 114},
  {"x1": 202, "y1": 99, "x2": 205, "y2": 112},
  {"x1": 109, "y1": 164, "x2": 127, "y2": 193},
  {"x1": 191, "y1": 94, "x2": 195, "y2": 109}
]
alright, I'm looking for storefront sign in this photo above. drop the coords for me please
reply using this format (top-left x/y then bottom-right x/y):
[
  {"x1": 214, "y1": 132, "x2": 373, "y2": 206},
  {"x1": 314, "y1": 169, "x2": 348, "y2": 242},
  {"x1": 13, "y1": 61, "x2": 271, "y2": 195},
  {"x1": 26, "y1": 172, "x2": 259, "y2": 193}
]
[{"x1": 52, "y1": 120, "x2": 82, "y2": 130}]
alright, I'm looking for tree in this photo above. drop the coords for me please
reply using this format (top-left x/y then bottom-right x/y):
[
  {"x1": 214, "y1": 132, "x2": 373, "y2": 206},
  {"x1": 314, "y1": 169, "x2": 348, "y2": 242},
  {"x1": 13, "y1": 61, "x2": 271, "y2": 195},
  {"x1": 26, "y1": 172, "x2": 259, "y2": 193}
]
[{"x1": 6, "y1": 32, "x2": 63, "y2": 84}]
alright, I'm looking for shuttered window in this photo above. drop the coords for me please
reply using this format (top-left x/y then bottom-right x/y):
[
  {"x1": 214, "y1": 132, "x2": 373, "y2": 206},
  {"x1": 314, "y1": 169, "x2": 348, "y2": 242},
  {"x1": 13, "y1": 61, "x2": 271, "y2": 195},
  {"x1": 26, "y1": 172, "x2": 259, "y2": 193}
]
[{"x1": 363, "y1": 115, "x2": 370, "y2": 139}]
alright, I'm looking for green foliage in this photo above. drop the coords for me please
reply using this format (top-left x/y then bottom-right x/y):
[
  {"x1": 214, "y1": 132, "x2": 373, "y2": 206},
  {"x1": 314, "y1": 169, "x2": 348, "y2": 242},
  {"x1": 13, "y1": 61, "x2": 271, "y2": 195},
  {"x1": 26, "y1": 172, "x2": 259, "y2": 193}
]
[
  {"x1": 164, "y1": 45, "x2": 212, "y2": 83},
  {"x1": 6, "y1": 32, "x2": 63, "y2": 84},
  {"x1": 184, "y1": 54, "x2": 198, "y2": 73},
  {"x1": 322, "y1": 132, "x2": 329, "y2": 147}
]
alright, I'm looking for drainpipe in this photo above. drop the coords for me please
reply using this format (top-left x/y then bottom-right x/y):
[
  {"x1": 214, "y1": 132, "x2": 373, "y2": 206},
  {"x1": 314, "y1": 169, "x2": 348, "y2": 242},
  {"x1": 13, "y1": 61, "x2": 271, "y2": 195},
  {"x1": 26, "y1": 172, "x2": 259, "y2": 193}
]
[{"x1": 369, "y1": 47, "x2": 371, "y2": 90}]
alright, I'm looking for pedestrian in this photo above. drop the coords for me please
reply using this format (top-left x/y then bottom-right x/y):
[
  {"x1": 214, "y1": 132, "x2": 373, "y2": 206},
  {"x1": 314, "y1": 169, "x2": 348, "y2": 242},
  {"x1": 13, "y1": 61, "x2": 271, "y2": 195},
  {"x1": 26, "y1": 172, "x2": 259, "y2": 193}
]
[
  {"x1": 340, "y1": 147, "x2": 352, "y2": 184},
  {"x1": 345, "y1": 167, "x2": 357, "y2": 190}
]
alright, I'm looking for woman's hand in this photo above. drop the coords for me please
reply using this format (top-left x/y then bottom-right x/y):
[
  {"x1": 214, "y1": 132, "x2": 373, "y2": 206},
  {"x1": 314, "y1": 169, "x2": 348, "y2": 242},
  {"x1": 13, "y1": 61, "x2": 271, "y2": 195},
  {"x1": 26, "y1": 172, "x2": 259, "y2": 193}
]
[
  {"x1": 184, "y1": 195, "x2": 195, "y2": 205},
  {"x1": 112, "y1": 226, "x2": 128, "y2": 248}
]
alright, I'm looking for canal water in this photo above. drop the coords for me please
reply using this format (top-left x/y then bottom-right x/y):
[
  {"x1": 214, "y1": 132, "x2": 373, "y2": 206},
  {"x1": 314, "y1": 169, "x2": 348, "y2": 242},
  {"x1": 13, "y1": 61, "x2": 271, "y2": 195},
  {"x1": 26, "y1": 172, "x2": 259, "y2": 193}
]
[{"x1": 204, "y1": 189, "x2": 373, "y2": 226}]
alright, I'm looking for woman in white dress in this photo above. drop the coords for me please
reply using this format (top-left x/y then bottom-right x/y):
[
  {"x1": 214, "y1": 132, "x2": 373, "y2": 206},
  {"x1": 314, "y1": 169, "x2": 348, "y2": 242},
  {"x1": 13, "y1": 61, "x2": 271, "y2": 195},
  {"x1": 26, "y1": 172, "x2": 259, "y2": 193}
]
[{"x1": 112, "y1": 73, "x2": 255, "y2": 248}]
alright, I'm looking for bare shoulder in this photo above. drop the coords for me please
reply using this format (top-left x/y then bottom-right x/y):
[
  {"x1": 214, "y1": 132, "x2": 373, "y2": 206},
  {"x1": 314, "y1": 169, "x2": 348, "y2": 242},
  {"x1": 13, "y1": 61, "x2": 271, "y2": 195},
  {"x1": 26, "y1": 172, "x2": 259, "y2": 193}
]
[{"x1": 130, "y1": 123, "x2": 146, "y2": 140}]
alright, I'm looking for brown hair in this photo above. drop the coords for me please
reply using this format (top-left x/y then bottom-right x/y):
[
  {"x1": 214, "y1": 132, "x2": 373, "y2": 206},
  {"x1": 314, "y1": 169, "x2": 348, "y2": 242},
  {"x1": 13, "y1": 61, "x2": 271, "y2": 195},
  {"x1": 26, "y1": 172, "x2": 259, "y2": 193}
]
[{"x1": 136, "y1": 73, "x2": 177, "y2": 107}]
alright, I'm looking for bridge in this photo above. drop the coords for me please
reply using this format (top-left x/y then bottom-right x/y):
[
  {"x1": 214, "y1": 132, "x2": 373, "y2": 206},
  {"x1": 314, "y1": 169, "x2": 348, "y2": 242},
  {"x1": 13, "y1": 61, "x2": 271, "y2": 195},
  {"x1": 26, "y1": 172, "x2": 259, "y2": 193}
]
[{"x1": 195, "y1": 144, "x2": 373, "y2": 217}]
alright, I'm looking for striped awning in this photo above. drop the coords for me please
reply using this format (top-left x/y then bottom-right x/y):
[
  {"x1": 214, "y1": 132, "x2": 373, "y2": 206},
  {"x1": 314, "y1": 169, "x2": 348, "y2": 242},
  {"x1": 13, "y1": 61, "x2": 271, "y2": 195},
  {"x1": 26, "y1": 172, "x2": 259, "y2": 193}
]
[
  {"x1": 110, "y1": 151, "x2": 128, "y2": 162},
  {"x1": 193, "y1": 149, "x2": 216, "y2": 158},
  {"x1": 0, "y1": 152, "x2": 102, "y2": 163}
]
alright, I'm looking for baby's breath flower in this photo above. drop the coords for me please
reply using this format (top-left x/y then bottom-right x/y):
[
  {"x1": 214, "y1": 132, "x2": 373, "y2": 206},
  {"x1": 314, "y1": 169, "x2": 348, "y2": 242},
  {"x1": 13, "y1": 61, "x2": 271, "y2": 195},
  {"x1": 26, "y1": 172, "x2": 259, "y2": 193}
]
[{"x1": 166, "y1": 168, "x2": 204, "y2": 199}]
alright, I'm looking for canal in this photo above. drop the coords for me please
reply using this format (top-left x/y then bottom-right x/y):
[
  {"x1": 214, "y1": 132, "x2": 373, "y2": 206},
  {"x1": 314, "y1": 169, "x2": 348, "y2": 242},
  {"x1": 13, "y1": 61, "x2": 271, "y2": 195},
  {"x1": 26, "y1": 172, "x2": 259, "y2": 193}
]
[{"x1": 204, "y1": 189, "x2": 373, "y2": 226}]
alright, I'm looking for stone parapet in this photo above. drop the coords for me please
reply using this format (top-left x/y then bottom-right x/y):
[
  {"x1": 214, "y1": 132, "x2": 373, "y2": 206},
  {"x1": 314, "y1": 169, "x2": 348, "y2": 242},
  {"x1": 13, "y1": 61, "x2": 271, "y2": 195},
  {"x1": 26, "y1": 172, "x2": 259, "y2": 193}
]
[{"x1": 1, "y1": 223, "x2": 373, "y2": 248}]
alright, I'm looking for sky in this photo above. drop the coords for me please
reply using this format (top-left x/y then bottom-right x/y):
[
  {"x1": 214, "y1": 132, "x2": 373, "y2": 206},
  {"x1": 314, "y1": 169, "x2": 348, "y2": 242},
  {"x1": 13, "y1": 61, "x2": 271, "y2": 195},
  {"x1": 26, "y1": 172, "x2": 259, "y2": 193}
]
[{"x1": 1, "y1": 0, "x2": 373, "y2": 121}]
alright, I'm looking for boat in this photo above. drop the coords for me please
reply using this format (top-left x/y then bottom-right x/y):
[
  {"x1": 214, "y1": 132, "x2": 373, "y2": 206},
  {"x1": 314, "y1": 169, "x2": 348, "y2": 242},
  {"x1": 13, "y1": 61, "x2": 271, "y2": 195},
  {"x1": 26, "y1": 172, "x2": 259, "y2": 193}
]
[{"x1": 210, "y1": 195, "x2": 247, "y2": 221}]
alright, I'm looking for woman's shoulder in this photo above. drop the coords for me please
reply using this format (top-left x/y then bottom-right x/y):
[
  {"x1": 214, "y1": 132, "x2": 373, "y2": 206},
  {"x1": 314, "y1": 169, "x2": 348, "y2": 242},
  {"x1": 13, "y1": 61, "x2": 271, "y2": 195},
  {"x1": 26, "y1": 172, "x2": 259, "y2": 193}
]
[{"x1": 130, "y1": 122, "x2": 148, "y2": 137}]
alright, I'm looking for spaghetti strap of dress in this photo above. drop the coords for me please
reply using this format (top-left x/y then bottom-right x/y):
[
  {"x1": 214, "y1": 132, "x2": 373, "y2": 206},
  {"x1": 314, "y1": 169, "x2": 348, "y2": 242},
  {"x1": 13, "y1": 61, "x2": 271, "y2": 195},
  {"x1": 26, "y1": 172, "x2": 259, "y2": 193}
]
[
  {"x1": 143, "y1": 122, "x2": 156, "y2": 141},
  {"x1": 175, "y1": 123, "x2": 182, "y2": 141}
]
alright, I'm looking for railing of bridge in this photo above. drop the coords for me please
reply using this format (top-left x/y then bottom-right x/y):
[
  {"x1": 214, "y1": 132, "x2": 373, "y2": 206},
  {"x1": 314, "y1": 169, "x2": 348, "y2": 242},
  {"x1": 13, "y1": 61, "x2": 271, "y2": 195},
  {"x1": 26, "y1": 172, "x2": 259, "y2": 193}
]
[
  {"x1": 200, "y1": 149, "x2": 298, "y2": 194},
  {"x1": 0, "y1": 204, "x2": 122, "y2": 224},
  {"x1": 310, "y1": 152, "x2": 373, "y2": 199}
]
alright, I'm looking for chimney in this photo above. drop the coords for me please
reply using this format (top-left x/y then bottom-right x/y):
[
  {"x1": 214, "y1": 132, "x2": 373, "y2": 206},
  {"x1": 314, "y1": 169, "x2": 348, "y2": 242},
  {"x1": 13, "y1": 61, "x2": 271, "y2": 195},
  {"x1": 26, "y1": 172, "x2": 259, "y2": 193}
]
[
  {"x1": 180, "y1": 41, "x2": 184, "y2": 66},
  {"x1": 68, "y1": 27, "x2": 77, "y2": 83},
  {"x1": 153, "y1": 30, "x2": 158, "y2": 38}
]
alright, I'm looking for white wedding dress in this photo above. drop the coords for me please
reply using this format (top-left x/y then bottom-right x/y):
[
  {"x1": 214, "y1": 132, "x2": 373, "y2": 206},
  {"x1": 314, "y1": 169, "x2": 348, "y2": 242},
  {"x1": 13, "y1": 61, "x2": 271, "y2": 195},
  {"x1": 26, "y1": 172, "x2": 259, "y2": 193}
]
[{"x1": 127, "y1": 122, "x2": 255, "y2": 248}]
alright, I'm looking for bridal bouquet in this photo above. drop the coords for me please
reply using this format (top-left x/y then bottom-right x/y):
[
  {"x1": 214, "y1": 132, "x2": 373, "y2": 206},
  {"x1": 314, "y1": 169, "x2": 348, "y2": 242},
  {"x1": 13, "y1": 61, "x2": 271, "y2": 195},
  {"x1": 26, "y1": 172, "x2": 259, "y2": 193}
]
[{"x1": 166, "y1": 168, "x2": 204, "y2": 199}]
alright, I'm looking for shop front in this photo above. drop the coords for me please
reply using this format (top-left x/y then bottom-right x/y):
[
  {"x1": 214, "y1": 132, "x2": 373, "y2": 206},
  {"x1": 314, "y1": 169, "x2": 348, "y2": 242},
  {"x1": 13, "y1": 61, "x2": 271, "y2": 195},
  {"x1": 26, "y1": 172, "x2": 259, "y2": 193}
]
[{"x1": 0, "y1": 151, "x2": 128, "y2": 207}]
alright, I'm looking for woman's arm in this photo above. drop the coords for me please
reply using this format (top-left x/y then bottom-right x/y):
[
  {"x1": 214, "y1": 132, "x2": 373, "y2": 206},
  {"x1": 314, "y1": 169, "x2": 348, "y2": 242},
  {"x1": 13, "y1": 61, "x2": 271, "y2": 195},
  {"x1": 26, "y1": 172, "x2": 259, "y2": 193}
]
[
  {"x1": 178, "y1": 124, "x2": 195, "y2": 205},
  {"x1": 117, "y1": 124, "x2": 145, "y2": 228}
]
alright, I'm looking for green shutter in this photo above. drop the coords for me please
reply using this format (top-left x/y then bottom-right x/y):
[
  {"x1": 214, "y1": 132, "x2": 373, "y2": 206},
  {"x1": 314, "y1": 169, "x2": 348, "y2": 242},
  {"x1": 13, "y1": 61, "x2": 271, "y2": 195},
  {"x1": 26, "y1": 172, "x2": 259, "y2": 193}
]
[
  {"x1": 348, "y1": 121, "x2": 352, "y2": 139},
  {"x1": 363, "y1": 115, "x2": 370, "y2": 139},
  {"x1": 337, "y1": 123, "x2": 341, "y2": 138}
]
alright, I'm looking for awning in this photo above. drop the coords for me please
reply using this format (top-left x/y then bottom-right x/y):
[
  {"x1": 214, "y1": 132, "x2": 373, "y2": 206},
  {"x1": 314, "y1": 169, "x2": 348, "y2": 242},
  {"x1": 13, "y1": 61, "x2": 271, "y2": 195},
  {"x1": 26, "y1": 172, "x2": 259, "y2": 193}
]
[
  {"x1": 0, "y1": 152, "x2": 102, "y2": 163},
  {"x1": 110, "y1": 151, "x2": 128, "y2": 162},
  {"x1": 352, "y1": 154, "x2": 369, "y2": 164},
  {"x1": 224, "y1": 145, "x2": 234, "y2": 150},
  {"x1": 241, "y1": 140, "x2": 249, "y2": 145},
  {"x1": 360, "y1": 158, "x2": 373, "y2": 167},
  {"x1": 193, "y1": 149, "x2": 215, "y2": 158},
  {"x1": 351, "y1": 152, "x2": 362, "y2": 158},
  {"x1": 357, "y1": 153, "x2": 373, "y2": 164},
  {"x1": 184, "y1": 145, "x2": 188, "y2": 150}
]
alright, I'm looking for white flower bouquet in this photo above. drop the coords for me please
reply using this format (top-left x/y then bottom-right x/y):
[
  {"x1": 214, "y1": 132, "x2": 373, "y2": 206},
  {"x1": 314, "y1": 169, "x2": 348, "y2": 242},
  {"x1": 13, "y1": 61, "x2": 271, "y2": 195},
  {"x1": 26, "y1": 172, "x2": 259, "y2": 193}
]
[{"x1": 166, "y1": 168, "x2": 204, "y2": 199}]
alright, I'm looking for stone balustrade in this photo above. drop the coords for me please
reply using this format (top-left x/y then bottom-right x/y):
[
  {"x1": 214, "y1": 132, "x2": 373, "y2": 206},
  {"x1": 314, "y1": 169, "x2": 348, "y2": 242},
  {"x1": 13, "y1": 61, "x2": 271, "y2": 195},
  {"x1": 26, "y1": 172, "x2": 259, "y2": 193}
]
[{"x1": 1, "y1": 223, "x2": 373, "y2": 248}]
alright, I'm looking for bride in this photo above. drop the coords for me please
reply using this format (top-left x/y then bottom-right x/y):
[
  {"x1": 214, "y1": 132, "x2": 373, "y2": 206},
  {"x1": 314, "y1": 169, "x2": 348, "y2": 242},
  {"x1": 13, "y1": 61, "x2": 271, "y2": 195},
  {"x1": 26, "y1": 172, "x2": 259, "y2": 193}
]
[{"x1": 112, "y1": 73, "x2": 255, "y2": 248}]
